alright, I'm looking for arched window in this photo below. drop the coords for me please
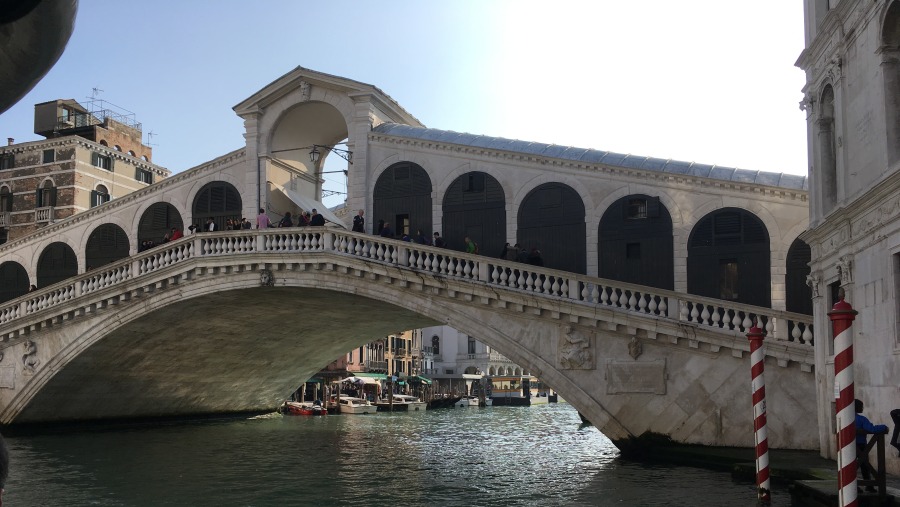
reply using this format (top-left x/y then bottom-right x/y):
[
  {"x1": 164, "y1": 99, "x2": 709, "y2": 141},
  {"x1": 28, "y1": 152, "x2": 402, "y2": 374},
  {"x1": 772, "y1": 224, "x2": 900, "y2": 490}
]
[
  {"x1": 113, "y1": 145, "x2": 122, "y2": 152},
  {"x1": 85, "y1": 224, "x2": 130, "y2": 270},
  {"x1": 373, "y1": 162, "x2": 432, "y2": 238},
  {"x1": 818, "y1": 85, "x2": 838, "y2": 214},
  {"x1": 91, "y1": 184, "x2": 110, "y2": 207},
  {"x1": 0, "y1": 185, "x2": 12, "y2": 212},
  {"x1": 785, "y1": 238, "x2": 813, "y2": 315},
  {"x1": 128, "y1": 150, "x2": 136, "y2": 157},
  {"x1": 687, "y1": 208, "x2": 771, "y2": 307},
  {"x1": 883, "y1": 2, "x2": 900, "y2": 164},
  {"x1": 36, "y1": 179, "x2": 56, "y2": 208},
  {"x1": 0, "y1": 261, "x2": 29, "y2": 302},
  {"x1": 442, "y1": 171, "x2": 505, "y2": 253},
  {"x1": 517, "y1": 182, "x2": 586, "y2": 273},
  {"x1": 192, "y1": 181, "x2": 242, "y2": 231},
  {"x1": 138, "y1": 202, "x2": 183, "y2": 247},
  {"x1": 599, "y1": 194, "x2": 673, "y2": 289},
  {"x1": 99, "y1": 140, "x2": 108, "y2": 147},
  {"x1": 141, "y1": 155, "x2": 149, "y2": 162},
  {"x1": 37, "y1": 242, "x2": 77, "y2": 288}
]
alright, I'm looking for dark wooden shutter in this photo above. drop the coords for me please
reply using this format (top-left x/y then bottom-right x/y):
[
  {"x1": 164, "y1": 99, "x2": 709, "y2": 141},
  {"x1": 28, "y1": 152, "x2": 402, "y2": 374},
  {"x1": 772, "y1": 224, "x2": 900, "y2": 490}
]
[
  {"x1": 35, "y1": 189, "x2": 42, "y2": 207},
  {"x1": 49, "y1": 187, "x2": 57, "y2": 207}
]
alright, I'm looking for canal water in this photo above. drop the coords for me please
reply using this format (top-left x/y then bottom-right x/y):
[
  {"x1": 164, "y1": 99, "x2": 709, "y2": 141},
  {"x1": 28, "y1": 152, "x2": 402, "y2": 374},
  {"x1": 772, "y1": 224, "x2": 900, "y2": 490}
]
[{"x1": 4, "y1": 403, "x2": 788, "y2": 506}]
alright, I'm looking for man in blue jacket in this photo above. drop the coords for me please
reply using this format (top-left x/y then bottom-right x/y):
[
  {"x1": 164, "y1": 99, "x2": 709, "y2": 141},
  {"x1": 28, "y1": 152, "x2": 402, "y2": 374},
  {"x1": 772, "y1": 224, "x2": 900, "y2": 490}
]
[{"x1": 856, "y1": 398, "x2": 888, "y2": 488}]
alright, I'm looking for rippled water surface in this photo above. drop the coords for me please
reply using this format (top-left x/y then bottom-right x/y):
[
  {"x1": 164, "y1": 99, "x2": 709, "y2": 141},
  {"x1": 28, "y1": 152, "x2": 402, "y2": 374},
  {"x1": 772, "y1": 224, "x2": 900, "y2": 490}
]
[{"x1": 5, "y1": 404, "x2": 788, "y2": 506}]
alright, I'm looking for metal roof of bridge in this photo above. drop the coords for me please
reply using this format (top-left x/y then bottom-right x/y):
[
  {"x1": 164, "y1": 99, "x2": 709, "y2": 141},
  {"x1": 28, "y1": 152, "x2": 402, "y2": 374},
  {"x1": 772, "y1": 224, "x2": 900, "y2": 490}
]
[{"x1": 373, "y1": 123, "x2": 808, "y2": 191}]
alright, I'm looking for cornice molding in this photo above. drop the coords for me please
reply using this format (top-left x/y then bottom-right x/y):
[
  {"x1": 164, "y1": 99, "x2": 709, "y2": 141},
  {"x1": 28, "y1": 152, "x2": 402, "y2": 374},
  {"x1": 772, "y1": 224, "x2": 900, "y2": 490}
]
[{"x1": 0, "y1": 136, "x2": 171, "y2": 176}]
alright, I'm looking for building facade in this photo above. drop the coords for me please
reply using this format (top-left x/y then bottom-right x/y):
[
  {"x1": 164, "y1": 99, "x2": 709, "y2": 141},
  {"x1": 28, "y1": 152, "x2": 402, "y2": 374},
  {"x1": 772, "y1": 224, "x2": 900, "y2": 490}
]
[{"x1": 796, "y1": 0, "x2": 900, "y2": 468}]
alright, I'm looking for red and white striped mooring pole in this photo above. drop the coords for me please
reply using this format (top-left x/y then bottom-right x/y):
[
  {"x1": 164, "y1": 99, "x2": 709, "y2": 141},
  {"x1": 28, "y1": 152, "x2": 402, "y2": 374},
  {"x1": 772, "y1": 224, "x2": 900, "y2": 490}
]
[
  {"x1": 747, "y1": 325, "x2": 771, "y2": 505},
  {"x1": 830, "y1": 294, "x2": 859, "y2": 507}
]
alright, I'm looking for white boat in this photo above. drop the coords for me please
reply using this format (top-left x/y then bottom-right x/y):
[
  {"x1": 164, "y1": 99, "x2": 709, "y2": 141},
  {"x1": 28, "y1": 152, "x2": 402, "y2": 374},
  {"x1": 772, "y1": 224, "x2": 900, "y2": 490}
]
[
  {"x1": 339, "y1": 396, "x2": 377, "y2": 415},
  {"x1": 392, "y1": 394, "x2": 427, "y2": 412},
  {"x1": 457, "y1": 396, "x2": 491, "y2": 407}
]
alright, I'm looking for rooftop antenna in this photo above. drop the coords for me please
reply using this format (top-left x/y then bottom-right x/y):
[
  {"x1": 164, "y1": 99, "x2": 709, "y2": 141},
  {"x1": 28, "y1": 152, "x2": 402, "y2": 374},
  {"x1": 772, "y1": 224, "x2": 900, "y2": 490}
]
[
  {"x1": 90, "y1": 87, "x2": 104, "y2": 99},
  {"x1": 145, "y1": 130, "x2": 157, "y2": 147}
]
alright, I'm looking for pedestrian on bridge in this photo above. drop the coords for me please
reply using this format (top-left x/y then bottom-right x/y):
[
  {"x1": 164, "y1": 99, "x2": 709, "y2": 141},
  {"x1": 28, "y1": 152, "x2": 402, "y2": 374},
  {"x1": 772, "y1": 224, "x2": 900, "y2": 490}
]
[
  {"x1": 310, "y1": 209, "x2": 325, "y2": 226},
  {"x1": 352, "y1": 209, "x2": 365, "y2": 233},
  {"x1": 257, "y1": 208, "x2": 270, "y2": 229},
  {"x1": 278, "y1": 212, "x2": 293, "y2": 228}
]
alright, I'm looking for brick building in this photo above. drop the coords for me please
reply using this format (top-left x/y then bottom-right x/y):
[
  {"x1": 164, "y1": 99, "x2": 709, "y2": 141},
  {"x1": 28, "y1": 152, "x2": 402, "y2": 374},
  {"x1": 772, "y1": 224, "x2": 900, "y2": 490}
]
[{"x1": 0, "y1": 99, "x2": 169, "y2": 245}]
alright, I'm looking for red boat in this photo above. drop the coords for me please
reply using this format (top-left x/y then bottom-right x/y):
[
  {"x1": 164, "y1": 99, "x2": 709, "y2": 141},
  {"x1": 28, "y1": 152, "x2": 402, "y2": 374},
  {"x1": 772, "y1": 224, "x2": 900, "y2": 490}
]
[{"x1": 281, "y1": 401, "x2": 327, "y2": 416}]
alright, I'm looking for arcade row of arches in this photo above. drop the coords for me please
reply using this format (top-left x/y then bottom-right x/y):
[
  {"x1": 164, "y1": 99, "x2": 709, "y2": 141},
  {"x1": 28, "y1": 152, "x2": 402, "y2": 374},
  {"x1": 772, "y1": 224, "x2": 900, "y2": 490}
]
[
  {"x1": 373, "y1": 163, "x2": 812, "y2": 313},
  {"x1": 0, "y1": 181, "x2": 243, "y2": 303}
]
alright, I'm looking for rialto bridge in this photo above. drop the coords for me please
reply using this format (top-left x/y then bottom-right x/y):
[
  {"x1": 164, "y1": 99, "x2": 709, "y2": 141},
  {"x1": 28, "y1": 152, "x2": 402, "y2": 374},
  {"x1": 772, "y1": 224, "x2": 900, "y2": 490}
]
[{"x1": 0, "y1": 67, "x2": 819, "y2": 450}]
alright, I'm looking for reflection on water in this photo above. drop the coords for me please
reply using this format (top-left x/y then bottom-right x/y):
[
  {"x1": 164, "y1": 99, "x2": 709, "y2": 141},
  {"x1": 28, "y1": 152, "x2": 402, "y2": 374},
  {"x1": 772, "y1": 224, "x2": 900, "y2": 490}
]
[{"x1": 4, "y1": 404, "x2": 787, "y2": 506}]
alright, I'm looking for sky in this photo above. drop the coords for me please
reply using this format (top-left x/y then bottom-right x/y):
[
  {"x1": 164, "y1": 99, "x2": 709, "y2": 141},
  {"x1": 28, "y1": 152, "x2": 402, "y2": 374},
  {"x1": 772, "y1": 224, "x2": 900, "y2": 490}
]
[{"x1": 0, "y1": 1, "x2": 810, "y2": 208}]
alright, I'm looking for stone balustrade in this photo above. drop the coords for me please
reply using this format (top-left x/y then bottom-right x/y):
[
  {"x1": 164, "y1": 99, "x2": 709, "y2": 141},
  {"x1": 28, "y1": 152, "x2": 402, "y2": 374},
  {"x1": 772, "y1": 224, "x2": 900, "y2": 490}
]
[{"x1": 0, "y1": 228, "x2": 816, "y2": 356}]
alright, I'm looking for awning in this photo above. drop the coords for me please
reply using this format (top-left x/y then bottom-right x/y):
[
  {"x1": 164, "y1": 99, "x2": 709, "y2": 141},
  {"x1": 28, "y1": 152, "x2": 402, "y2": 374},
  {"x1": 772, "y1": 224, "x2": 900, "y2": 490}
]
[
  {"x1": 341, "y1": 376, "x2": 381, "y2": 385},
  {"x1": 408, "y1": 375, "x2": 433, "y2": 385},
  {"x1": 270, "y1": 182, "x2": 345, "y2": 228},
  {"x1": 350, "y1": 372, "x2": 388, "y2": 379}
]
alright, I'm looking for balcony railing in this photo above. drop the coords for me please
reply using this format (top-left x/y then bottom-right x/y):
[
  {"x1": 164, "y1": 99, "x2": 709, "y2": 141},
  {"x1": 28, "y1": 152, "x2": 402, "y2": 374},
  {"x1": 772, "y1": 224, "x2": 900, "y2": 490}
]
[
  {"x1": 34, "y1": 207, "x2": 53, "y2": 224},
  {"x1": 0, "y1": 211, "x2": 8, "y2": 227},
  {"x1": 366, "y1": 360, "x2": 388, "y2": 372}
]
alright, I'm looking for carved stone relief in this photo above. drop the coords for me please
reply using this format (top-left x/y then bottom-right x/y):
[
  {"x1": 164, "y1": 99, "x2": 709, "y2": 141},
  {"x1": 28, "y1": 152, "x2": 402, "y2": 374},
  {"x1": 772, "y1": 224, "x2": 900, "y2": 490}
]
[
  {"x1": 837, "y1": 255, "x2": 853, "y2": 285},
  {"x1": 558, "y1": 325, "x2": 595, "y2": 370},
  {"x1": 299, "y1": 80, "x2": 311, "y2": 101},
  {"x1": 260, "y1": 269, "x2": 274, "y2": 287},
  {"x1": 628, "y1": 337, "x2": 643, "y2": 360},
  {"x1": 22, "y1": 340, "x2": 39, "y2": 375}
]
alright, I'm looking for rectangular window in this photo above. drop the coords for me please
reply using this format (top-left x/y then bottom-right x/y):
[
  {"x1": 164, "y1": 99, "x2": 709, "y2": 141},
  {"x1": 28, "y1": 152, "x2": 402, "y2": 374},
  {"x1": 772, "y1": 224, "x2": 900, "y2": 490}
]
[
  {"x1": 719, "y1": 259, "x2": 739, "y2": 300},
  {"x1": 42, "y1": 149, "x2": 55, "y2": 164},
  {"x1": 0, "y1": 154, "x2": 13, "y2": 170},
  {"x1": 92, "y1": 152, "x2": 112, "y2": 170},
  {"x1": 0, "y1": 192, "x2": 10, "y2": 212},
  {"x1": 626, "y1": 199, "x2": 647, "y2": 219},
  {"x1": 445, "y1": 369, "x2": 454, "y2": 375},
  {"x1": 135, "y1": 168, "x2": 153, "y2": 184},
  {"x1": 467, "y1": 337, "x2": 476, "y2": 354}
]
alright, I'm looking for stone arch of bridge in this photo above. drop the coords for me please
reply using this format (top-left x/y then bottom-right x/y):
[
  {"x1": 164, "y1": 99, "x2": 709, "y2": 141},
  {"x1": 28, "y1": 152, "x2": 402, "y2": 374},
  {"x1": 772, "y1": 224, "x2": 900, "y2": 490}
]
[
  {"x1": 263, "y1": 100, "x2": 352, "y2": 178},
  {"x1": 6, "y1": 272, "x2": 627, "y2": 440},
  {"x1": 78, "y1": 213, "x2": 134, "y2": 257},
  {"x1": 131, "y1": 193, "x2": 189, "y2": 239},
  {"x1": 30, "y1": 233, "x2": 80, "y2": 276}
]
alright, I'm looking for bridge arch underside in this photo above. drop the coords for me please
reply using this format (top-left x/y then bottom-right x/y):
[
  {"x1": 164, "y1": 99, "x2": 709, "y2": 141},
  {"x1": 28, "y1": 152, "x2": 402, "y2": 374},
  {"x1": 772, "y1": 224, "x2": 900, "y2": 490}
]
[{"x1": 6, "y1": 269, "x2": 818, "y2": 452}]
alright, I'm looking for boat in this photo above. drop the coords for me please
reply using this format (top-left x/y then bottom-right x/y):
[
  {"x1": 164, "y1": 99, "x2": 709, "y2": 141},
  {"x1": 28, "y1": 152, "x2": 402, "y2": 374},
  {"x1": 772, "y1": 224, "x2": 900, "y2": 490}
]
[
  {"x1": 394, "y1": 394, "x2": 427, "y2": 412},
  {"x1": 456, "y1": 396, "x2": 491, "y2": 407},
  {"x1": 376, "y1": 394, "x2": 427, "y2": 412},
  {"x1": 281, "y1": 401, "x2": 327, "y2": 416},
  {"x1": 489, "y1": 376, "x2": 549, "y2": 406},
  {"x1": 338, "y1": 396, "x2": 377, "y2": 415},
  {"x1": 427, "y1": 395, "x2": 462, "y2": 410}
]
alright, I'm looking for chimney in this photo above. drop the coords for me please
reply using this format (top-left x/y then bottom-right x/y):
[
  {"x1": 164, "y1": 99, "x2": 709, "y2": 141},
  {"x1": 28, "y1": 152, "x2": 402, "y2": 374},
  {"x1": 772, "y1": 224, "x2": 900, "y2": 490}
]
[{"x1": 6, "y1": 138, "x2": 13, "y2": 146}]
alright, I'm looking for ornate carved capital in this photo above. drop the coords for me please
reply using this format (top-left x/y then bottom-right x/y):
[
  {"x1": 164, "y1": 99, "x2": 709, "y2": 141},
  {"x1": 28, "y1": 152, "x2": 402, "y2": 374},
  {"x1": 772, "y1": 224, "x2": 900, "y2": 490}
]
[{"x1": 805, "y1": 273, "x2": 821, "y2": 298}]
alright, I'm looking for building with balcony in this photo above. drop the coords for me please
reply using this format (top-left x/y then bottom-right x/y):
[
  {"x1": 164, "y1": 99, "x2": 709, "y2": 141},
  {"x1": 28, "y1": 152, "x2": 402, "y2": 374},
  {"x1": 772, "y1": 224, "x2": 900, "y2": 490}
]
[
  {"x1": 423, "y1": 325, "x2": 529, "y2": 396},
  {"x1": 0, "y1": 98, "x2": 169, "y2": 246}
]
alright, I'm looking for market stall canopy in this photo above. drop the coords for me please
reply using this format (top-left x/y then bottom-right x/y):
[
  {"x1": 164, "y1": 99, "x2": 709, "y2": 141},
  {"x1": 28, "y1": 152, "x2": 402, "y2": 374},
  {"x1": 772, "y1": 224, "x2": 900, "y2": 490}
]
[
  {"x1": 270, "y1": 182, "x2": 345, "y2": 228},
  {"x1": 408, "y1": 375, "x2": 433, "y2": 385},
  {"x1": 341, "y1": 376, "x2": 381, "y2": 385}
]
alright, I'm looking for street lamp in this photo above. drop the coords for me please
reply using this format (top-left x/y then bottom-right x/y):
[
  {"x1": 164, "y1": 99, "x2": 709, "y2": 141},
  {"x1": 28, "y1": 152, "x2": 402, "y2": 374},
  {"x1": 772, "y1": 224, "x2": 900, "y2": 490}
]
[{"x1": 309, "y1": 144, "x2": 352, "y2": 165}]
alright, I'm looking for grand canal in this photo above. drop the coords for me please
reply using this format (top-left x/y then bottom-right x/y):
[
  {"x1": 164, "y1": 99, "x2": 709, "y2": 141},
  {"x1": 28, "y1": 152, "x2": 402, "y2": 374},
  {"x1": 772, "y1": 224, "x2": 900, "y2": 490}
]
[{"x1": 4, "y1": 403, "x2": 788, "y2": 506}]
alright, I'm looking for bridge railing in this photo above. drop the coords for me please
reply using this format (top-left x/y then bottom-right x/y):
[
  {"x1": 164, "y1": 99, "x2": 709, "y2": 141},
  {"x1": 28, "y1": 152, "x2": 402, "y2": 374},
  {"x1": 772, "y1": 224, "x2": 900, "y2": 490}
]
[{"x1": 0, "y1": 228, "x2": 815, "y2": 350}]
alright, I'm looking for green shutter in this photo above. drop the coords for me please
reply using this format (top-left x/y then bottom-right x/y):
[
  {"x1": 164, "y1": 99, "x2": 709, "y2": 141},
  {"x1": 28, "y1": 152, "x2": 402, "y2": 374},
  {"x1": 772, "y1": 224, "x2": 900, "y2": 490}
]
[{"x1": 35, "y1": 189, "x2": 42, "y2": 207}]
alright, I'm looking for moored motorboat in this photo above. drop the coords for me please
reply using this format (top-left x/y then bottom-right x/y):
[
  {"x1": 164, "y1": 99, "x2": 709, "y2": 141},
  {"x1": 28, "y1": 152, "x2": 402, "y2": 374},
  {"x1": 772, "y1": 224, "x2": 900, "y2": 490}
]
[
  {"x1": 338, "y1": 396, "x2": 377, "y2": 415},
  {"x1": 282, "y1": 401, "x2": 327, "y2": 416},
  {"x1": 393, "y1": 394, "x2": 427, "y2": 412},
  {"x1": 457, "y1": 396, "x2": 480, "y2": 408}
]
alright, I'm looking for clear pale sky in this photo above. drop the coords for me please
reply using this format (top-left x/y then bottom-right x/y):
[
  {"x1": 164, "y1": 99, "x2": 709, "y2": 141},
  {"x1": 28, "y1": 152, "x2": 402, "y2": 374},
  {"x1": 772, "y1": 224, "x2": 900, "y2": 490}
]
[{"x1": 0, "y1": 1, "x2": 809, "y2": 208}]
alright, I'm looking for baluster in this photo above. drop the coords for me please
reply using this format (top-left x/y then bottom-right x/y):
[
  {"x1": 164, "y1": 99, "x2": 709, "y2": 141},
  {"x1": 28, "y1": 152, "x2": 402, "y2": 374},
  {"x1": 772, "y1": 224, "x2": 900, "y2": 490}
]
[
  {"x1": 699, "y1": 305, "x2": 710, "y2": 325},
  {"x1": 791, "y1": 323, "x2": 802, "y2": 342},
  {"x1": 638, "y1": 293, "x2": 647, "y2": 313},
  {"x1": 730, "y1": 312, "x2": 742, "y2": 331},
  {"x1": 491, "y1": 266, "x2": 500, "y2": 284},
  {"x1": 628, "y1": 292, "x2": 637, "y2": 310},
  {"x1": 802, "y1": 324, "x2": 813, "y2": 345},
  {"x1": 741, "y1": 315, "x2": 753, "y2": 333},
  {"x1": 600, "y1": 286, "x2": 610, "y2": 306},
  {"x1": 590, "y1": 285, "x2": 600, "y2": 304},
  {"x1": 765, "y1": 317, "x2": 774, "y2": 337},
  {"x1": 559, "y1": 279, "x2": 568, "y2": 298},
  {"x1": 690, "y1": 303, "x2": 699, "y2": 323},
  {"x1": 648, "y1": 296, "x2": 658, "y2": 314},
  {"x1": 551, "y1": 278, "x2": 560, "y2": 295},
  {"x1": 709, "y1": 307, "x2": 721, "y2": 328}
]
